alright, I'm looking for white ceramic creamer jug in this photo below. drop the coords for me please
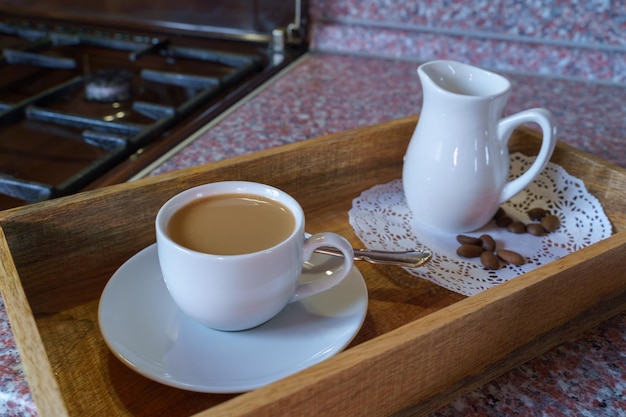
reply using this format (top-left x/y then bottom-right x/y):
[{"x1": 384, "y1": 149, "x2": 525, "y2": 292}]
[{"x1": 403, "y1": 60, "x2": 557, "y2": 233}]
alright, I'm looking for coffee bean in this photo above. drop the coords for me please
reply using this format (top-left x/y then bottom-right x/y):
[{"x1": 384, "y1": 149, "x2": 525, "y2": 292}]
[
  {"x1": 456, "y1": 234, "x2": 482, "y2": 246},
  {"x1": 493, "y1": 207, "x2": 507, "y2": 219},
  {"x1": 480, "y1": 251, "x2": 500, "y2": 270},
  {"x1": 496, "y1": 215, "x2": 513, "y2": 227},
  {"x1": 480, "y1": 234, "x2": 496, "y2": 252},
  {"x1": 507, "y1": 221, "x2": 526, "y2": 234},
  {"x1": 541, "y1": 214, "x2": 561, "y2": 232},
  {"x1": 457, "y1": 244, "x2": 484, "y2": 258},
  {"x1": 456, "y1": 235, "x2": 483, "y2": 246},
  {"x1": 496, "y1": 249, "x2": 525, "y2": 266},
  {"x1": 526, "y1": 223, "x2": 546, "y2": 236},
  {"x1": 527, "y1": 207, "x2": 547, "y2": 221}
]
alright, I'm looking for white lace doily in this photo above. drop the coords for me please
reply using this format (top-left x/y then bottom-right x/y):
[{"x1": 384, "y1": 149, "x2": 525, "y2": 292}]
[{"x1": 349, "y1": 153, "x2": 613, "y2": 296}]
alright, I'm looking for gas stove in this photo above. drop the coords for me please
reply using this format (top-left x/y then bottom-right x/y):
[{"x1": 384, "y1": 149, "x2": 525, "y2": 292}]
[{"x1": 0, "y1": 1, "x2": 307, "y2": 210}]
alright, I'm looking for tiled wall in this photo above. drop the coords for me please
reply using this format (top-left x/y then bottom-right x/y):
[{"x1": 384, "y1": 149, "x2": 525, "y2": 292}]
[{"x1": 308, "y1": 0, "x2": 626, "y2": 83}]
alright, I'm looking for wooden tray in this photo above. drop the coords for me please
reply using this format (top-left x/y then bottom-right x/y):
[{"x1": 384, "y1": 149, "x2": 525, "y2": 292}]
[{"x1": 1, "y1": 115, "x2": 625, "y2": 417}]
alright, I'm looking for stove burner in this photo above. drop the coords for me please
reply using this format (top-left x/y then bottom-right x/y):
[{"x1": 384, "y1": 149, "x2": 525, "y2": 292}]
[{"x1": 85, "y1": 69, "x2": 134, "y2": 102}]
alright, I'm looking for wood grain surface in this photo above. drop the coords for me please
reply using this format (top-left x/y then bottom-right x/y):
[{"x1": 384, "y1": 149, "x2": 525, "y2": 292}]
[{"x1": 0, "y1": 115, "x2": 624, "y2": 416}]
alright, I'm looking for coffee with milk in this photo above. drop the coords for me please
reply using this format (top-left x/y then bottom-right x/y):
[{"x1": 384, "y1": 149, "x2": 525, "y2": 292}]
[{"x1": 167, "y1": 193, "x2": 295, "y2": 255}]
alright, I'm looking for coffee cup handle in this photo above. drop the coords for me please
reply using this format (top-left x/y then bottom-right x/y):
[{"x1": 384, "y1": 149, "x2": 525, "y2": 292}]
[
  {"x1": 289, "y1": 233, "x2": 355, "y2": 303},
  {"x1": 497, "y1": 107, "x2": 557, "y2": 203}
]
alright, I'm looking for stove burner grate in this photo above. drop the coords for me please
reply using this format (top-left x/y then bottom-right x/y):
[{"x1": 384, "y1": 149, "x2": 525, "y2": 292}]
[{"x1": 0, "y1": 21, "x2": 267, "y2": 205}]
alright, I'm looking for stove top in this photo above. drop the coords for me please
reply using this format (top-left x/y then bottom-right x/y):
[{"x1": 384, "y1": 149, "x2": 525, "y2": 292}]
[{"x1": 0, "y1": 2, "x2": 307, "y2": 209}]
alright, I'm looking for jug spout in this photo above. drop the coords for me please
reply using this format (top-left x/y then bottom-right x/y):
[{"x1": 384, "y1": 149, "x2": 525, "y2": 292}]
[{"x1": 418, "y1": 60, "x2": 511, "y2": 98}]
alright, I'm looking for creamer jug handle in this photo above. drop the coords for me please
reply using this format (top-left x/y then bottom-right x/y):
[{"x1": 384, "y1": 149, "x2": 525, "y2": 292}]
[{"x1": 498, "y1": 108, "x2": 557, "y2": 203}]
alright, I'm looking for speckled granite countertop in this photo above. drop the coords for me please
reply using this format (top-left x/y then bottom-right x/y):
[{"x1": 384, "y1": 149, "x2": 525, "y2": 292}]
[
  {"x1": 2, "y1": 0, "x2": 626, "y2": 413},
  {"x1": 151, "y1": 53, "x2": 625, "y2": 175}
]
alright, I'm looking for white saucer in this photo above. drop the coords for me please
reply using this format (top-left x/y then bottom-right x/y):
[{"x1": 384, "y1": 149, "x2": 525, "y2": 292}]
[{"x1": 98, "y1": 244, "x2": 368, "y2": 393}]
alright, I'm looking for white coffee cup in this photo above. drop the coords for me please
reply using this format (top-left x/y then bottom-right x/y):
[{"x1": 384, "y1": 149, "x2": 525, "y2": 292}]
[{"x1": 155, "y1": 181, "x2": 355, "y2": 331}]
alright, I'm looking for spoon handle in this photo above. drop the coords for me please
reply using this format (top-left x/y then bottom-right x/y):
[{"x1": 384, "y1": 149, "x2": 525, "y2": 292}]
[{"x1": 315, "y1": 247, "x2": 432, "y2": 268}]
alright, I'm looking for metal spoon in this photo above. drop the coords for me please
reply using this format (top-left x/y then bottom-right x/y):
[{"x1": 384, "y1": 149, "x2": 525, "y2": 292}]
[{"x1": 314, "y1": 247, "x2": 432, "y2": 268}]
